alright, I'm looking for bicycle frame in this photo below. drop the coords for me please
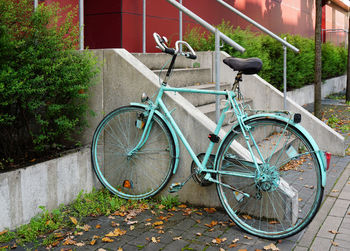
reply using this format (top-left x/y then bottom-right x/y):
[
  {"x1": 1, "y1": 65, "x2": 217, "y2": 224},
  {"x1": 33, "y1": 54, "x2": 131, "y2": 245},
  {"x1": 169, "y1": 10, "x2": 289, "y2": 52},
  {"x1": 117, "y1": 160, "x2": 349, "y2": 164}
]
[{"x1": 129, "y1": 83, "x2": 266, "y2": 179}]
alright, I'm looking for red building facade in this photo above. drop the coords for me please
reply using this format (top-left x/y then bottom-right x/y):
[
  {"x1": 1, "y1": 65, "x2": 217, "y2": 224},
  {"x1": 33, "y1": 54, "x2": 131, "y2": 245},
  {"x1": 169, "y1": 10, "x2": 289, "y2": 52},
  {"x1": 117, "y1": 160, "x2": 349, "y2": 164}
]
[{"x1": 52, "y1": 0, "x2": 350, "y2": 52}]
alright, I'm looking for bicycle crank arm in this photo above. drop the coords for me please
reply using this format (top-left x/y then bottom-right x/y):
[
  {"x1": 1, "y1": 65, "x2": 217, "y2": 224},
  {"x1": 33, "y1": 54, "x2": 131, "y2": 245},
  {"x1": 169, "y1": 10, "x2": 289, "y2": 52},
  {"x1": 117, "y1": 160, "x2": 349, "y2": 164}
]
[{"x1": 207, "y1": 177, "x2": 250, "y2": 198}]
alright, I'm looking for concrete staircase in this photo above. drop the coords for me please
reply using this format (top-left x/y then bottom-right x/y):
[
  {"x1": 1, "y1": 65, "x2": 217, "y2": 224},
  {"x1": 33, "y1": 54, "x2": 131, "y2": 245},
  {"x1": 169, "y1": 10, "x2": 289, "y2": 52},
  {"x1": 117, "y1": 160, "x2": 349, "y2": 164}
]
[{"x1": 133, "y1": 52, "x2": 252, "y2": 134}]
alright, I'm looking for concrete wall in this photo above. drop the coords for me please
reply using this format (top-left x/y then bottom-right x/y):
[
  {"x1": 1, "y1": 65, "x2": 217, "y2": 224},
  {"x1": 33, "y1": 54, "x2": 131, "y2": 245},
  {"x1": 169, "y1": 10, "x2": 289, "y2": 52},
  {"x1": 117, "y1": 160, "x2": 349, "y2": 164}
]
[
  {"x1": 287, "y1": 75, "x2": 346, "y2": 106},
  {"x1": 0, "y1": 147, "x2": 98, "y2": 231}
]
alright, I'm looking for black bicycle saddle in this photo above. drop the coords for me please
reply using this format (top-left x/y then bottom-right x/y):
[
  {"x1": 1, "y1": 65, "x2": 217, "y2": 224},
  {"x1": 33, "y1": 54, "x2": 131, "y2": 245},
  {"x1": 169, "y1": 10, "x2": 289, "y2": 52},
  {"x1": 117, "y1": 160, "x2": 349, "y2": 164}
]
[{"x1": 223, "y1": 57, "x2": 263, "y2": 75}]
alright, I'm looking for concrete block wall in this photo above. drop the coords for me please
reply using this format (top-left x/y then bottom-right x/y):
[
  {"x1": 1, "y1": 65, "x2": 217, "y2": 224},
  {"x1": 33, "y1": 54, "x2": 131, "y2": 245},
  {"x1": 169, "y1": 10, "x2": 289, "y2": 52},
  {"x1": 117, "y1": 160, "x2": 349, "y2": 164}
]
[{"x1": 0, "y1": 147, "x2": 99, "y2": 231}]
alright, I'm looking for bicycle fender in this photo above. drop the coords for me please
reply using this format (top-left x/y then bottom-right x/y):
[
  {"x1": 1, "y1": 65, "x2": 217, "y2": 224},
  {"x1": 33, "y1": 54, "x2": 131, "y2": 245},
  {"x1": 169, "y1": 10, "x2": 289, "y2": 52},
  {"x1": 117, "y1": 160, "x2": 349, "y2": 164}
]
[
  {"x1": 217, "y1": 113, "x2": 327, "y2": 187},
  {"x1": 130, "y1": 102, "x2": 180, "y2": 174}
]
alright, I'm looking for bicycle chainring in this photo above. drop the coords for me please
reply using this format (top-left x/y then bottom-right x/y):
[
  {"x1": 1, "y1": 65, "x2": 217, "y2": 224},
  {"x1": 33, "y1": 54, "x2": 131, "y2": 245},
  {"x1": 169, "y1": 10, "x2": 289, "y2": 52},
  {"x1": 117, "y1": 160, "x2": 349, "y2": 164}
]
[{"x1": 191, "y1": 153, "x2": 215, "y2": 186}]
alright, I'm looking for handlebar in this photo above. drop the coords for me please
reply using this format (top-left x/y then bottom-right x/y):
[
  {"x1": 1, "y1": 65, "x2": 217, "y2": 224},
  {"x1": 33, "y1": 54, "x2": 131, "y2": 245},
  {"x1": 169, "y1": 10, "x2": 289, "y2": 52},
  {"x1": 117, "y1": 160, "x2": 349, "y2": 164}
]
[{"x1": 153, "y1": 32, "x2": 197, "y2": 60}]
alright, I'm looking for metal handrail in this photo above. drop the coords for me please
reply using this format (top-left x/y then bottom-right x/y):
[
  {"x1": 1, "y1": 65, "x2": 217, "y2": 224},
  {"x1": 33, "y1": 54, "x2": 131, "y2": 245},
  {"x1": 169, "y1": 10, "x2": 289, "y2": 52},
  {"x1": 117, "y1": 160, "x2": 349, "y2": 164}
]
[
  {"x1": 216, "y1": 0, "x2": 299, "y2": 53},
  {"x1": 166, "y1": 0, "x2": 245, "y2": 53}
]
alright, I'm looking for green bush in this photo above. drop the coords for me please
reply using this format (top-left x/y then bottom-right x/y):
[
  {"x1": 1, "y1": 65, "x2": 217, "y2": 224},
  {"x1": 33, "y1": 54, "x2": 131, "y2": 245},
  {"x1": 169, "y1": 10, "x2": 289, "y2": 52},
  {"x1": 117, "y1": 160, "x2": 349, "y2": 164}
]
[
  {"x1": 0, "y1": 0, "x2": 100, "y2": 170},
  {"x1": 184, "y1": 21, "x2": 347, "y2": 91}
]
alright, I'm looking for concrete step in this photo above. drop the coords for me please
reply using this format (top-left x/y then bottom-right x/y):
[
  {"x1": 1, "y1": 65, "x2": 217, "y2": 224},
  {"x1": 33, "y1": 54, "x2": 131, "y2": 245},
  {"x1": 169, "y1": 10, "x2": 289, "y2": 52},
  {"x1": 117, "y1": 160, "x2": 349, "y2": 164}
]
[
  {"x1": 133, "y1": 53, "x2": 194, "y2": 70},
  {"x1": 153, "y1": 68, "x2": 212, "y2": 88},
  {"x1": 197, "y1": 99, "x2": 253, "y2": 127},
  {"x1": 181, "y1": 82, "x2": 232, "y2": 107}
]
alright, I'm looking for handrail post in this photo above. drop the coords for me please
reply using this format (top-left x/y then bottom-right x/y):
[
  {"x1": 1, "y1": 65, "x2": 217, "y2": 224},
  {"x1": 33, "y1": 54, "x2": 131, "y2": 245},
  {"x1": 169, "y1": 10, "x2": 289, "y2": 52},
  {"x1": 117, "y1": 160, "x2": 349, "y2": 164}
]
[
  {"x1": 215, "y1": 28, "x2": 221, "y2": 123},
  {"x1": 179, "y1": 0, "x2": 183, "y2": 52},
  {"x1": 143, "y1": 0, "x2": 146, "y2": 53},
  {"x1": 283, "y1": 37, "x2": 287, "y2": 110},
  {"x1": 79, "y1": 0, "x2": 84, "y2": 50}
]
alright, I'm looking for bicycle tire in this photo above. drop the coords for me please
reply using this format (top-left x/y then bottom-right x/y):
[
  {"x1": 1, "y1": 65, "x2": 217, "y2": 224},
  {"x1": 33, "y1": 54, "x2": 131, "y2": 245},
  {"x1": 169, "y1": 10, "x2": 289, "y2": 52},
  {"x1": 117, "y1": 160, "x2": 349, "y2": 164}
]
[
  {"x1": 91, "y1": 105, "x2": 176, "y2": 200},
  {"x1": 216, "y1": 117, "x2": 323, "y2": 239}
]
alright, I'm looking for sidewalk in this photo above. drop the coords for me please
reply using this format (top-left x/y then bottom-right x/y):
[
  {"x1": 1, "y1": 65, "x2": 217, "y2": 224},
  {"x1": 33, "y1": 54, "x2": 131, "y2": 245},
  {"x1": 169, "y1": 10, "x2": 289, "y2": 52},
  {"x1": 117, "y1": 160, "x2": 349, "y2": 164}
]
[{"x1": 2, "y1": 98, "x2": 350, "y2": 251}]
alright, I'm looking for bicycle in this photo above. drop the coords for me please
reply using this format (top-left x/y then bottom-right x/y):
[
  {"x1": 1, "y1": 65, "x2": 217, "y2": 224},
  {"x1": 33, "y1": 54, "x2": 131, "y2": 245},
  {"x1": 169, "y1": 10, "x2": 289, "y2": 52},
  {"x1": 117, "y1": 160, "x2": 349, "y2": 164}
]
[{"x1": 91, "y1": 32, "x2": 328, "y2": 239}]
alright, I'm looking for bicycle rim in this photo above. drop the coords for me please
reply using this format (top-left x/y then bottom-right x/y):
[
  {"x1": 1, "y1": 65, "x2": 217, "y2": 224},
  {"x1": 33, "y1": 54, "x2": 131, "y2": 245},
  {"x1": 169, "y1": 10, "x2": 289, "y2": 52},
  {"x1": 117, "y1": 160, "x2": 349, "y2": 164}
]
[
  {"x1": 91, "y1": 106, "x2": 175, "y2": 199},
  {"x1": 216, "y1": 118, "x2": 323, "y2": 239}
]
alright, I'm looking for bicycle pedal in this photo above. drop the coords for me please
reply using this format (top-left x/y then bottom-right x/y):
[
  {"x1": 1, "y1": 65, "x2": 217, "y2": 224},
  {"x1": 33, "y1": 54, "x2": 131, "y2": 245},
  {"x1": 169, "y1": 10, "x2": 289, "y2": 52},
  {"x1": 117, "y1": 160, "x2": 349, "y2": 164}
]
[{"x1": 169, "y1": 182, "x2": 183, "y2": 193}]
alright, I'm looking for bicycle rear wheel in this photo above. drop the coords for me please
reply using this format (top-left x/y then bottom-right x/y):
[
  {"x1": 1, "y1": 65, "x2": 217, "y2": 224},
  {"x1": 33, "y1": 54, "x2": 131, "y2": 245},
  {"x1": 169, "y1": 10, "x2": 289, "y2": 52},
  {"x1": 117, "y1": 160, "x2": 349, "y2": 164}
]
[
  {"x1": 91, "y1": 105, "x2": 175, "y2": 199},
  {"x1": 216, "y1": 117, "x2": 323, "y2": 239}
]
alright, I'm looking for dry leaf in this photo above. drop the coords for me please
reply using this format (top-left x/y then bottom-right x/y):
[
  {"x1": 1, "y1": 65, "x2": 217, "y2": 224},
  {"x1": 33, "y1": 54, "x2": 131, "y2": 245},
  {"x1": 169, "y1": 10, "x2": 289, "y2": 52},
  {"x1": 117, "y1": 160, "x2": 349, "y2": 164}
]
[
  {"x1": 328, "y1": 230, "x2": 339, "y2": 234},
  {"x1": 205, "y1": 220, "x2": 218, "y2": 228},
  {"x1": 331, "y1": 241, "x2": 338, "y2": 246},
  {"x1": 238, "y1": 249, "x2": 247, "y2": 251},
  {"x1": 108, "y1": 215, "x2": 115, "y2": 219},
  {"x1": 179, "y1": 204, "x2": 187, "y2": 208},
  {"x1": 95, "y1": 224, "x2": 101, "y2": 229},
  {"x1": 158, "y1": 204, "x2": 165, "y2": 209},
  {"x1": 127, "y1": 220, "x2": 138, "y2": 225},
  {"x1": 158, "y1": 230, "x2": 165, "y2": 234},
  {"x1": 151, "y1": 237, "x2": 160, "y2": 243},
  {"x1": 105, "y1": 228, "x2": 127, "y2": 237},
  {"x1": 0, "y1": 230, "x2": 8, "y2": 236},
  {"x1": 69, "y1": 216, "x2": 78, "y2": 225},
  {"x1": 220, "y1": 248, "x2": 225, "y2": 251},
  {"x1": 146, "y1": 218, "x2": 152, "y2": 222},
  {"x1": 63, "y1": 239, "x2": 76, "y2": 245},
  {"x1": 111, "y1": 221, "x2": 120, "y2": 227},
  {"x1": 232, "y1": 238, "x2": 239, "y2": 243},
  {"x1": 173, "y1": 236, "x2": 182, "y2": 240},
  {"x1": 153, "y1": 221, "x2": 164, "y2": 226},
  {"x1": 97, "y1": 249, "x2": 107, "y2": 251},
  {"x1": 117, "y1": 248, "x2": 123, "y2": 251},
  {"x1": 298, "y1": 198, "x2": 303, "y2": 202},
  {"x1": 196, "y1": 232, "x2": 202, "y2": 236},
  {"x1": 75, "y1": 242, "x2": 85, "y2": 247},
  {"x1": 90, "y1": 239, "x2": 96, "y2": 246},
  {"x1": 332, "y1": 189, "x2": 339, "y2": 193},
  {"x1": 229, "y1": 244, "x2": 238, "y2": 248},
  {"x1": 212, "y1": 238, "x2": 222, "y2": 244},
  {"x1": 102, "y1": 237, "x2": 114, "y2": 243},
  {"x1": 130, "y1": 225, "x2": 135, "y2": 230},
  {"x1": 242, "y1": 215, "x2": 252, "y2": 220},
  {"x1": 269, "y1": 220, "x2": 279, "y2": 224},
  {"x1": 204, "y1": 208, "x2": 216, "y2": 213},
  {"x1": 244, "y1": 235, "x2": 252, "y2": 240},
  {"x1": 82, "y1": 224, "x2": 91, "y2": 231},
  {"x1": 263, "y1": 243, "x2": 279, "y2": 251}
]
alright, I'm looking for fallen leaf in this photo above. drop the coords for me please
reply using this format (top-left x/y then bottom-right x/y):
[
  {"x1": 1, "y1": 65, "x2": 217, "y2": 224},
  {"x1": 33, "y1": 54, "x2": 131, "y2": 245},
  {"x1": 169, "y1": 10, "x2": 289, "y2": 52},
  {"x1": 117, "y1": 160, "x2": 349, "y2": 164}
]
[
  {"x1": 264, "y1": 243, "x2": 279, "y2": 251},
  {"x1": 158, "y1": 230, "x2": 164, "y2": 234},
  {"x1": 153, "y1": 221, "x2": 164, "y2": 226},
  {"x1": 146, "y1": 218, "x2": 152, "y2": 222},
  {"x1": 105, "y1": 228, "x2": 127, "y2": 237},
  {"x1": 102, "y1": 237, "x2": 114, "y2": 243},
  {"x1": 205, "y1": 220, "x2": 218, "y2": 228},
  {"x1": 238, "y1": 249, "x2": 247, "y2": 251},
  {"x1": 69, "y1": 216, "x2": 78, "y2": 225},
  {"x1": 328, "y1": 230, "x2": 339, "y2": 234},
  {"x1": 196, "y1": 232, "x2": 202, "y2": 236},
  {"x1": 173, "y1": 236, "x2": 182, "y2": 240},
  {"x1": 117, "y1": 248, "x2": 123, "y2": 251},
  {"x1": 130, "y1": 225, "x2": 135, "y2": 230},
  {"x1": 127, "y1": 220, "x2": 138, "y2": 225},
  {"x1": 204, "y1": 208, "x2": 216, "y2": 213},
  {"x1": 242, "y1": 215, "x2": 252, "y2": 220},
  {"x1": 151, "y1": 237, "x2": 160, "y2": 243},
  {"x1": 269, "y1": 220, "x2": 279, "y2": 224},
  {"x1": 90, "y1": 239, "x2": 96, "y2": 246},
  {"x1": 298, "y1": 198, "x2": 303, "y2": 202},
  {"x1": 232, "y1": 238, "x2": 239, "y2": 243},
  {"x1": 212, "y1": 238, "x2": 222, "y2": 244},
  {"x1": 0, "y1": 230, "x2": 8, "y2": 236},
  {"x1": 98, "y1": 249, "x2": 107, "y2": 251},
  {"x1": 331, "y1": 240, "x2": 338, "y2": 246},
  {"x1": 95, "y1": 224, "x2": 101, "y2": 229},
  {"x1": 220, "y1": 248, "x2": 225, "y2": 251},
  {"x1": 244, "y1": 235, "x2": 253, "y2": 240},
  {"x1": 111, "y1": 221, "x2": 120, "y2": 227},
  {"x1": 75, "y1": 242, "x2": 85, "y2": 247},
  {"x1": 229, "y1": 244, "x2": 238, "y2": 248},
  {"x1": 82, "y1": 224, "x2": 91, "y2": 231},
  {"x1": 332, "y1": 189, "x2": 339, "y2": 193},
  {"x1": 63, "y1": 239, "x2": 76, "y2": 245},
  {"x1": 195, "y1": 219, "x2": 201, "y2": 224},
  {"x1": 158, "y1": 204, "x2": 165, "y2": 209},
  {"x1": 50, "y1": 241, "x2": 59, "y2": 247}
]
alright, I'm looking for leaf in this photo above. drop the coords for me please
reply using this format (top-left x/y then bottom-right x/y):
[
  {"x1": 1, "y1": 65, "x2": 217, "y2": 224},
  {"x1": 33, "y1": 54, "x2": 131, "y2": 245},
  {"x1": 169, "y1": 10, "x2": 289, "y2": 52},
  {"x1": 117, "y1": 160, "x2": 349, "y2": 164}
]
[
  {"x1": 146, "y1": 218, "x2": 152, "y2": 222},
  {"x1": 173, "y1": 236, "x2": 182, "y2": 240},
  {"x1": 263, "y1": 243, "x2": 279, "y2": 251},
  {"x1": 63, "y1": 239, "x2": 76, "y2": 245},
  {"x1": 95, "y1": 224, "x2": 101, "y2": 229},
  {"x1": 196, "y1": 232, "x2": 202, "y2": 236},
  {"x1": 105, "y1": 228, "x2": 127, "y2": 237},
  {"x1": 232, "y1": 238, "x2": 239, "y2": 243},
  {"x1": 130, "y1": 225, "x2": 135, "y2": 230},
  {"x1": 0, "y1": 230, "x2": 8, "y2": 236},
  {"x1": 127, "y1": 220, "x2": 138, "y2": 225},
  {"x1": 178, "y1": 204, "x2": 187, "y2": 208},
  {"x1": 75, "y1": 242, "x2": 85, "y2": 247},
  {"x1": 98, "y1": 249, "x2": 107, "y2": 251},
  {"x1": 269, "y1": 220, "x2": 279, "y2": 224},
  {"x1": 158, "y1": 204, "x2": 165, "y2": 209},
  {"x1": 220, "y1": 248, "x2": 225, "y2": 251},
  {"x1": 117, "y1": 248, "x2": 123, "y2": 251},
  {"x1": 244, "y1": 235, "x2": 252, "y2": 240},
  {"x1": 242, "y1": 215, "x2": 252, "y2": 220},
  {"x1": 238, "y1": 249, "x2": 247, "y2": 251},
  {"x1": 102, "y1": 237, "x2": 114, "y2": 243},
  {"x1": 229, "y1": 244, "x2": 238, "y2": 248},
  {"x1": 212, "y1": 238, "x2": 221, "y2": 244},
  {"x1": 69, "y1": 216, "x2": 78, "y2": 225},
  {"x1": 90, "y1": 239, "x2": 96, "y2": 246},
  {"x1": 328, "y1": 230, "x2": 339, "y2": 234},
  {"x1": 331, "y1": 240, "x2": 338, "y2": 246},
  {"x1": 205, "y1": 220, "x2": 218, "y2": 228},
  {"x1": 204, "y1": 208, "x2": 216, "y2": 213},
  {"x1": 153, "y1": 221, "x2": 164, "y2": 226}
]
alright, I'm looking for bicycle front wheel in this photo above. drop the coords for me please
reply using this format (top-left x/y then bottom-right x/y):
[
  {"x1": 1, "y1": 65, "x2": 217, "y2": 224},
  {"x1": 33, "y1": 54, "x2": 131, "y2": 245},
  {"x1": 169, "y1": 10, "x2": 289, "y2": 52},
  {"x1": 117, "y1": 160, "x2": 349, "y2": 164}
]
[
  {"x1": 216, "y1": 117, "x2": 323, "y2": 239},
  {"x1": 91, "y1": 105, "x2": 175, "y2": 200}
]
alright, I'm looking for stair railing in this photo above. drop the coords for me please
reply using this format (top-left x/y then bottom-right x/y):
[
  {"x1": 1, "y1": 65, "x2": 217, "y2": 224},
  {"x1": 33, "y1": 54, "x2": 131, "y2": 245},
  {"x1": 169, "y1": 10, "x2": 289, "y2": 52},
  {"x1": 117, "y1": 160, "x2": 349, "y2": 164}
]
[{"x1": 217, "y1": 0, "x2": 300, "y2": 110}]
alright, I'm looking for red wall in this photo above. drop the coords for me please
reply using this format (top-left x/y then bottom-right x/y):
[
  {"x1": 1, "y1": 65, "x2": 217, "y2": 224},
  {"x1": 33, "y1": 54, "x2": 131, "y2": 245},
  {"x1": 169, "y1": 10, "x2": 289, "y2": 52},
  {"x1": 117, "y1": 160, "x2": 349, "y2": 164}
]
[{"x1": 115, "y1": 0, "x2": 319, "y2": 53}]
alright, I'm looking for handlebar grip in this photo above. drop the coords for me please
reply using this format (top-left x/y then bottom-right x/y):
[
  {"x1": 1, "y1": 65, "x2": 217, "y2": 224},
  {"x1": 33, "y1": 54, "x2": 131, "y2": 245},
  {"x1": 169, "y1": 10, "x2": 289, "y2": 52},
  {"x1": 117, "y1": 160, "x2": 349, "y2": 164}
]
[
  {"x1": 164, "y1": 48, "x2": 175, "y2": 55},
  {"x1": 185, "y1": 53, "x2": 197, "y2": 60}
]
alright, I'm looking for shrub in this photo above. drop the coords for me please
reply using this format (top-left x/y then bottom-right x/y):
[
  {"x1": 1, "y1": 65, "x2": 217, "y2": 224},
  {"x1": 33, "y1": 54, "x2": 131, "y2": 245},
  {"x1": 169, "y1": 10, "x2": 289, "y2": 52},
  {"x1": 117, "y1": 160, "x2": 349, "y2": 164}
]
[
  {"x1": 0, "y1": 0, "x2": 100, "y2": 170},
  {"x1": 184, "y1": 21, "x2": 347, "y2": 91}
]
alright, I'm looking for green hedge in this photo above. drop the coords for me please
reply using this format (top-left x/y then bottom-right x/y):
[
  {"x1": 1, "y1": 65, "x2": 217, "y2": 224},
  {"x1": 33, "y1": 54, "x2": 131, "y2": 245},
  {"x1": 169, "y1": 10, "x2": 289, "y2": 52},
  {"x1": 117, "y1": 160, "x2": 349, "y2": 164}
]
[
  {"x1": 184, "y1": 21, "x2": 347, "y2": 91},
  {"x1": 0, "y1": 0, "x2": 100, "y2": 170}
]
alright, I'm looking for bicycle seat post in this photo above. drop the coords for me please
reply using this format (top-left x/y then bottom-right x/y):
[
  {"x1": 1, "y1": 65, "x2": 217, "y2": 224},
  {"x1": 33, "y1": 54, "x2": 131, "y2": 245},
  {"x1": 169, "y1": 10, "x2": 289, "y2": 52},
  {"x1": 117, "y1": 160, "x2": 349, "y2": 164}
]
[{"x1": 163, "y1": 54, "x2": 177, "y2": 85}]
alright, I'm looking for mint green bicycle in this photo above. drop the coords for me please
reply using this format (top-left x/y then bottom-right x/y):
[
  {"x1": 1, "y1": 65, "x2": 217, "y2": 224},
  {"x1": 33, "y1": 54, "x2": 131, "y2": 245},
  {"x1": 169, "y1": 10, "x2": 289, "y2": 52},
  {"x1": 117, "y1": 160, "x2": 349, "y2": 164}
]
[{"x1": 91, "y1": 33, "x2": 328, "y2": 239}]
